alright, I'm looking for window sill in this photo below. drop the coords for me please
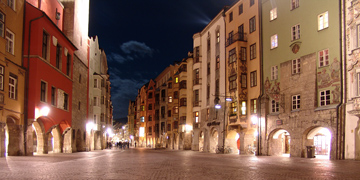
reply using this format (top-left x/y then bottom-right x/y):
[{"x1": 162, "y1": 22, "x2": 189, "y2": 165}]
[
  {"x1": 269, "y1": 112, "x2": 279, "y2": 116},
  {"x1": 314, "y1": 104, "x2": 338, "y2": 111},
  {"x1": 291, "y1": 109, "x2": 300, "y2": 112}
]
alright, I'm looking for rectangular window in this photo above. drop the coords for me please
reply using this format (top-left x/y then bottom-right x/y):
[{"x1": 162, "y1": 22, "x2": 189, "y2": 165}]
[
  {"x1": 148, "y1": 104, "x2": 153, "y2": 110},
  {"x1": 250, "y1": 43, "x2": 256, "y2": 60},
  {"x1": 194, "y1": 90, "x2": 199, "y2": 106},
  {"x1": 195, "y1": 111, "x2": 199, "y2": 123},
  {"x1": 168, "y1": 96, "x2": 172, "y2": 103},
  {"x1": 174, "y1": 106, "x2": 178, "y2": 114},
  {"x1": 216, "y1": 31, "x2": 220, "y2": 43},
  {"x1": 230, "y1": 102, "x2": 237, "y2": 115},
  {"x1": 64, "y1": 93, "x2": 68, "y2": 110},
  {"x1": 271, "y1": 99, "x2": 279, "y2": 113},
  {"x1": 250, "y1": 0, "x2": 255, "y2": 6},
  {"x1": 241, "y1": 74, "x2": 247, "y2": 89},
  {"x1": 250, "y1": 99, "x2": 257, "y2": 114},
  {"x1": 229, "y1": 75, "x2": 237, "y2": 90},
  {"x1": 175, "y1": 77, "x2": 179, "y2": 83},
  {"x1": 291, "y1": 0, "x2": 299, "y2": 10},
  {"x1": 93, "y1": 97, "x2": 98, "y2": 106},
  {"x1": 229, "y1": 48, "x2": 236, "y2": 63},
  {"x1": 318, "y1": 11, "x2": 329, "y2": 31},
  {"x1": 174, "y1": 91, "x2": 178, "y2": 99},
  {"x1": 239, "y1": 4, "x2": 243, "y2": 15},
  {"x1": 51, "y1": 87, "x2": 56, "y2": 106},
  {"x1": 271, "y1": 66, "x2": 278, "y2": 80},
  {"x1": 207, "y1": 62, "x2": 210, "y2": 75},
  {"x1": 216, "y1": 56, "x2": 220, "y2": 70},
  {"x1": 94, "y1": 79, "x2": 98, "y2": 88},
  {"x1": 0, "y1": 65, "x2": 4, "y2": 90},
  {"x1": 6, "y1": 29, "x2": 14, "y2": 55},
  {"x1": 148, "y1": 92, "x2": 153, "y2": 99},
  {"x1": 240, "y1": 47, "x2": 246, "y2": 61},
  {"x1": 194, "y1": 69, "x2": 200, "y2": 85},
  {"x1": 161, "y1": 106, "x2": 165, "y2": 118},
  {"x1": 250, "y1": 71, "x2": 257, "y2": 87},
  {"x1": 7, "y1": 0, "x2": 15, "y2": 10},
  {"x1": 66, "y1": 55, "x2": 71, "y2": 76},
  {"x1": 140, "y1": 116, "x2": 145, "y2": 122},
  {"x1": 270, "y1": 8, "x2": 277, "y2": 21},
  {"x1": 320, "y1": 90, "x2": 331, "y2": 106},
  {"x1": 319, "y1": 49, "x2": 329, "y2": 67},
  {"x1": 168, "y1": 110, "x2": 171, "y2": 117},
  {"x1": 9, "y1": 75, "x2": 16, "y2": 99},
  {"x1": 271, "y1": 34, "x2": 278, "y2": 49},
  {"x1": 180, "y1": 98, "x2": 187, "y2": 106},
  {"x1": 0, "y1": 11, "x2": 4, "y2": 37},
  {"x1": 207, "y1": 38, "x2": 210, "y2": 52},
  {"x1": 42, "y1": 31, "x2": 49, "y2": 59},
  {"x1": 249, "y1": 16, "x2": 256, "y2": 33},
  {"x1": 291, "y1": 24, "x2": 300, "y2": 41},
  {"x1": 168, "y1": 82, "x2": 172, "y2": 88},
  {"x1": 56, "y1": 44, "x2": 62, "y2": 69},
  {"x1": 207, "y1": 84, "x2": 210, "y2": 99},
  {"x1": 40, "y1": 81, "x2": 47, "y2": 102},
  {"x1": 179, "y1": 80, "x2": 186, "y2": 90},
  {"x1": 229, "y1": 12, "x2": 233, "y2": 22},
  {"x1": 241, "y1": 101, "x2": 246, "y2": 115},
  {"x1": 292, "y1": 58, "x2": 301, "y2": 74},
  {"x1": 292, "y1": 95, "x2": 301, "y2": 110},
  {"x1": 148, "y1": 115, "x2": 152, "y2": 122},
  {"x1": 141, "y1": 105, "x2": 145, "y2": 111}
]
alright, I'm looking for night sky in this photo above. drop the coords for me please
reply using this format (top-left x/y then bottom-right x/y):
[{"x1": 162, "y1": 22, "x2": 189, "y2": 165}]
[{"x1": 88, "y1": 0, "x2": 236, "y2": 122}]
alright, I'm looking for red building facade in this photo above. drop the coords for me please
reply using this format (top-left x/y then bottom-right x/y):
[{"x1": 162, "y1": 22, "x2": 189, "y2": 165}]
[{"x1": 23, "y1": 1, "x2": 76, "y2": 154}]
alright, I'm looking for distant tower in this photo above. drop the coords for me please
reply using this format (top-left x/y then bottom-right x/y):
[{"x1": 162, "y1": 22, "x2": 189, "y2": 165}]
[{"x1": 61, "y1": 0, "x2": 90, "y2": 152}]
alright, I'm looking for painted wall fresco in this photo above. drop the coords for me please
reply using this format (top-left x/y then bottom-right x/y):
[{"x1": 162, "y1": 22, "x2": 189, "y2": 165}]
[{"x1": 317, "y1": 58, "x2": 341, "y2": 104}]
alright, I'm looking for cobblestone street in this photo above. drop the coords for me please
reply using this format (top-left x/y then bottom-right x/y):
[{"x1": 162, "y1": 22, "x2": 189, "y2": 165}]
[{"x1": 0, "y1": 148, "x2": 359, "y2": 180}]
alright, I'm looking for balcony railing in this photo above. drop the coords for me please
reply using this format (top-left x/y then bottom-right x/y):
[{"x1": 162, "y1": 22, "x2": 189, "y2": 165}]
[
  {"x1": 193, "y1": 78, "x2": 200, "y2": 85},
  {"x1": 226, "y1": 32, "x2": 247, "y2": 47}
]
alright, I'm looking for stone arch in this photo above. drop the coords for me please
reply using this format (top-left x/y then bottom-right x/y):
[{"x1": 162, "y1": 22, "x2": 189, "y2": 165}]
[
  {"x1": 226, "y1": 130, "x2": 238, "y2": 154},
  {"x1": 199, "y1": 130, "x2": 204, "y2": 152},
  {"x1": 210, "y1": 127, "x2": 219, "y2": 153},
  {"x1": 5, "y1": 116, "x2": 22, "y2": 156},
  {"x1": 303, "y1": 126, "x2": 333, "y2": 159},
  {"x1": 48, "y1": 125, "x2": 62, "y2": 153},
  {"x1": 268, "y1": 128, "x2": 291, "y2": 156},
  {"x1": 76, "y1": 129, "x2": 83, "y2": 152},
  {"x1": 32, "y1": 120, "x2": 46, "y2": 154}
]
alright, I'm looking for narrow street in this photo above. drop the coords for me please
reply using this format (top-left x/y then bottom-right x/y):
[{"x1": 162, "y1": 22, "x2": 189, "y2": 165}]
[{"x1": 0, "y1": 148, "x2": 359, "y2": 180}]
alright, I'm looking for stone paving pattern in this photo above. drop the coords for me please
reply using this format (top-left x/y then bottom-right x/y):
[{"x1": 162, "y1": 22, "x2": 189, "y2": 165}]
[{"x1": 0, "y1": 148, "x2": 359, "y2": 180}]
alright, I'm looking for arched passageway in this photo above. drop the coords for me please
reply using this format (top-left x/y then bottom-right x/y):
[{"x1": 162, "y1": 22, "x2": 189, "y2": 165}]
[
  {"x1": 5, "y1": 117, "x2": 21, "y2": 156},
  {"x1": 306, "y1": 127, "x2": 332, "y2": 159},
  {"x1": 268, "y1": 129, "x2": 291, "y2": 156},
  {"x1": 210, "y1": 128, "x2": 218, "y2": 153}
]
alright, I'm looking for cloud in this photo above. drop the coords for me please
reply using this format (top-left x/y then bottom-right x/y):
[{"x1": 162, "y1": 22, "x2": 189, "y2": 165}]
[
  {"x1": 120, "y1": 41, "x2": 154, "y2": 57},
  {"x1": 107, "y1": 53, "x2": 128, "y2": 64}
]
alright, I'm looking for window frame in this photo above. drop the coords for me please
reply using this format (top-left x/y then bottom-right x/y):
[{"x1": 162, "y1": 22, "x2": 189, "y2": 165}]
[
  {"x1": 241, "y1": 74, "x2": 247, "y2": 89},
  {"x1": 239, "y1": 4, "x2": 243, "y2": 15},
  {"x1": 0, "y1": 65, "x2": 4, "y2": 91},
  {"x1": 0, "y1": 11, "x2": 5, "y2": 38},
  {"x1": 229, "y1": 75, "x2": 237, "y2": 90},
  {"x1": 292, "y1": 58, "x2": 301, "y2": 74},
  {"x1": 250, "y1": 71, "x2": 257, "y2": 87},
  {"x1": 271, "y1": 99, "x2": 279, "y2": 113},
  {"x1": 42, "y1": 31, "x2": 49, "y2": 60},
  {"x1": 249, "y1": 16, "x2": 256, "y2": 33},
  {"x1": 7, "y1": 0, "x2": 15, "y2": 10},
  {"x1": 40, "y1": 81, "x2": 47, "y2": 102},
  {"x1": 318, "y1": 11, "x2": 329, "y2": 31},
  {"x1": 318, "y1": 49, "x2": 329, "y2": 67},
  {"x1": 9, "y1": 74, "x2": 17, "y2": 100},
  {"x1": 6, "y1": 29, "x2": 15, "y2": 55},
  {"x1": 291, "y1": 24, "x2": 300, "y2": 41},
  {"x1": 271, "y1": 34, "x2": 278, "y2": 49},
  {"x1": 56, "y1": 44, "x2": 62, "y2": 69},
  {"x1": 271, "y1": 66, "x2": 278, "y2": 80},
  {"x1": 292, "y1": 94, "x2": 301, "y2": 110},
  {"x1": 250, "y1": 99, "x2": 257, "y2": 114},
  {"x1": 291, "y1": 0, "x2": 299, "y2": 10},
  {"x1": 270, "y1": 8, "x2": 277, "y2": 21},
  {"x1": 51, "y1": 86, "x2": 56, "y2": 106},
  {"x1": 229, "y1": 48, "x2": 237, "y2": 64},
  {"x1": 250, "y1": 43, "x2": 256, "y2": 60},
  {"x1": 320, "y1": 90, "x2": 331, "y2": 106}
]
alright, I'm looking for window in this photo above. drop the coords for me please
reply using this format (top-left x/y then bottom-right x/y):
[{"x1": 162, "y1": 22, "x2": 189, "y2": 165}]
[
  {"x1": 229, "y1": 75, "x2": 237, "y2": 90},
  {"x1": 239, "y1": 4, "x2": 243, "y2": 15},
  {"x1": 207, "y1": 84, "x2": 210, "y2": 99},
  {"x1": 168, "y1": 96, "x2": 172, "y2": 103},
  {"x1": 56, "y1": 44, "x2": 62, "y2": 69},
  {"x1": 7, "y1": 0, "x2": 15, "y2": 10},
  {"x1": 161, "y1": 106, "x2": 165, "y2": 118},
  {"x1": 250, "y1": 99, "x2": 257, "y2": 114},
  {"x1": 319, "y1": 49, "x2": 329, "y2": 67},
  {"x1": 180, "y1": 98, "x2": 187, "y2": 106},
  {"x1": 216, "y1": 56, "x2": 220, "y2": 70},
  {"x1": 250, "y1": 71, "x2": 257, "y2": 87},
  {"x1": 241, "y1": 101, "x2": 246, "y2": 115},
  {"x1": 93, "y1": 96, "x2": 98, "y2": 106},
  {"x1": 174, "y1": 106, "x2": 178, "y2": 114},
  {"x1": 194, "y1": 111, "x2": 199, "y2": 123},
  {"x1": 215, "y1": 79, "x2": 219, "y2": 96},
  {"x1": 175, "y1": 77, "x2": 179, "y2": 83},
  {"x1": 229, "y1": 12, "x2": 233, "y2": 22},
  {"x1": 250, "y1": 0, "x2": 255, "y2": 6},
  {"x1": 292, "y1": 95, "x2": 300, "y2": 110},
  {"x1": 291, "y1": 0, "x2": 299, "y2": 10},
  {"x1": 57, "y1": 89, "x2": 68, "y2": 110},
  {"x1": 241, "y1": 74, "x2": 247, "y2": 88},
  {"x1": 271, "y1": 34, "x2": 278, "y2": 49},
  {"x1": 94, "y1": 79, "x2": 98, "y2": 88},
  {"x1": 207, "y1": 38, "x2": 210, "y2": 52},
  {"x1": 51, "y1": 87, "x2": 56, "y2": 106},
  {"x1": 148, "y1": 104, "x2": 152, "y2": 110},
  {"x1": 0, "y1": 11, "x2": 4, "y2": 37},
  {"x1": 270, "y1": 8, "x2": 277, "y2": 20},
  {"x1": 161, "y1": 89, "x2": 166, "y2": 101},
  {"x1": 148, "y1": 92, "x2": 153, "y2": 99},
  {"x1": 194, "y1": 90, "x2": 199, "y2": 106},
  {"x1": 6, "y1": 29, "x2": 14, "y2": 55},
  {"x1": 42, "y1": 31, "x2": 49, "y2": 59},
  {"x1": 291, "y1": 24, "x2": 300, "y2": 41},
  {"x1": 318, "y1": 11, "x2": 328, "y2": 30},
  {"x1": 292, "y1": 58, "x2": 301, "y2": 74},
  {"x1": 249, "y1": 16, "x2": 256, "y2": 33},
  {"x1": 230, "y1": 102, "x2": 237, "y2": 115},
  {"x1": 194, "y1": 46, "x2": 200, "y2": 63},
  {"x1": 271, "y1": 99, "x2": 279, "y2": 113},
  {"x1": 9, "y1": 75, "x2": 16, "y2": 99},
  {"x1": 141, "y1": 105, "x2": 145, "y2": 111},
  {"x1": 207, "y1": 62, "x2": 210, "y2": 75},
  {"x1": 148, "y1": 115, "x2": 152, "y2": 121},
  {"x1": 140, "y1": 116, "x2": 145, "y2": 122},
  {"x1": 229, "y1": 48, "x2": 236, "y2": 63},
  {"x1": 194, "y1": 69, "x2": 199, "y2": 85},
  {"x1": 216, "y1": 31, "x2": 220, "y2": 43},
  {"x1": 174, "y1": 91, "x2": 178, "y2": 99},
  {"x1": 179, "y1": 80, "x2": 186, "y2": 90},
  {"x1": 168, "y1": 110, "x2": 171, "y2": 117},
  {"x1": 78, "y1": 101, "x2": 80, "y2": 110},
  {"x1": 250, "y1": 43, "x2": 256, "y2": 60},
  {"x1": 79, "y1": 74, "x2": 82, "y2": 83},
  {"x1": 271, "y1": 66, "x2": 278, "y2": 80},
  {"x1": 168, "y1": 82, "x2": 172, "y2": 88},
  {"x1": 240, "y1": 47, "x2": 246, "y2": 61},
  {"x1": 320, "y1": 90, "x2": 330, "y2": 106},
  {"x1": 94, "y1": 114, "x2": 97, "y2": 124},
  {"x1": 228, "y1": 31, "x2": 234, "y2": 44},
  {"x1": 66, "y1": 54, "x2": 71, "y2": 76},
  {"x1": 0, "y1": 65, "x2": 4, "y2": 90},
  {"x1": 40, "y1": 81, "x2": 47, "y2": 102}
]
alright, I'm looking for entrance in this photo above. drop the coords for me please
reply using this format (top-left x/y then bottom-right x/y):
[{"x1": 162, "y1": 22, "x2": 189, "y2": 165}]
[
  {"x1": 269, "y1": 129, "x2": 291, "y2": 156},
  {"x1": 307, "y1": 127, "x2": 331, "y2": 158}
]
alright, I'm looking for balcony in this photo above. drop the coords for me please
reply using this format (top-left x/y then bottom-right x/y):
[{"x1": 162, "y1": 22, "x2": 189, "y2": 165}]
[
  {"x1": 193, "y1": 78, "x2": 200, "y2": 85},
  {"x1": 226, "y1": 32, "x2": 247, "y2": 47}
]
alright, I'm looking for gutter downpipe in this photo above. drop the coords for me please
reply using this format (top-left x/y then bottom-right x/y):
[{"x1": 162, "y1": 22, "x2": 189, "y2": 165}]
[
  {"x1": 222, "y1": 7, "x2": 227, "y2": 153},
  {"x1": 24, "y1": 12, "x2": 45, "y2": 155},
  {"x1": 257, "y1": 0, "x2": 263, "y2": 156},
  {"x1": 340, "y1": 0, "x2": 346, "y2": 160}
]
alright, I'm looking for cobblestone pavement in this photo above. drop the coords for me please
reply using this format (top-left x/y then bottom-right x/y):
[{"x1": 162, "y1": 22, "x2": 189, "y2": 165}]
[{"x1": 0, "y1": 148, "x2": 360, "y2": 180}]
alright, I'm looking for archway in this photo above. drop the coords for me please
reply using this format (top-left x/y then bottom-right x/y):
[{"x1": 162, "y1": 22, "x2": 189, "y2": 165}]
[
  {"x1": 5, "y1": 117, "x2": 21, "y2": 156},
  {"x1": 199, "y1": 131, "x2": 204, "y2": 152},
  {"x1": 268, "y1": 129, "x2": 291, "y2": 156},
  {"x1": 210, "y1": 128, "x2": 218, "y2": 153},
  {"x1": 226, "y1": 130, "x2": 239, "y2": 154},
  {"x1": 47, "y1": 132, "x2": 53, "y2": 152},
  {"x1": 306, "y1": 127, "x2": 332, "y2": 159},
  {"x1": 32, "y1": 120, "x2": 46, "y2": 154}
]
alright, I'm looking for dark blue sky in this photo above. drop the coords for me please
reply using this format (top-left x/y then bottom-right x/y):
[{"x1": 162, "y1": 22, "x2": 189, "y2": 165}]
[{"x1": 88, "y1": 0, "x2": 236, "y2": 121}]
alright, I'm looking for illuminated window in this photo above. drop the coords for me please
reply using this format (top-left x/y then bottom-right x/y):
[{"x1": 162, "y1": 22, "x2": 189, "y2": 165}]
[
  {"x1": 168, "y1": 96, "x2": 172, "y2": 103},
  {"x1": 318, "y1": 49, "x2": 329, "y2": 67},
  {"x1": 174, "y1": 106, "x2": 178, "y2": 114},
  {"x1": 0, "y1": 11, "x2": 4, "y2": 37},
  {"x1": 320, "y1": 90, "x2": 330, "y2": 106},
  {"x1": 6, "y1": 29, "x2": 14, "y2": 55},
  {"x1": 175, "y1": 77, "x2": 179, "y2": 83},
  {"x1": 9, "y1": 75, "x2": 17, "y2": 99},
  {"x1": 216, "y1": 31, "x2": 220, "y2": 43},
  {"x1": 241, "y1": 101, "x2": 246, "y2": 115},
  {"x1": 40, "y1": 81, "x2": 47, "y2": 102},
  {"x1": 0, "y1": 65, "x2": 4, "y2": 90},
  {"x1": 270, "y1": 8, "x2": 277, "y2": 21},
  {"x1": 140, "y1": 116, "x2": 145, "y2": 122},
  {"x1": 318, "y1": 11, "x2": 328, "y2": 30},
  {"x1": 271, "y1": 99, "x2": 279, "y2": 113},
  {"x1": 250, "y1": 99, "x2": 257, "y2": 114},
  {"x1": 291, "y1": 0, "x2": 299, "y2": 10},
  {"x1": 271, "y1": 34, "x2": 278, "y2": 49},
  {"x1": 230, "y1": 102, "x2": 237, "y2": 115},
  {"x1": 194, "y1": 111, "x2": 199, "y2": 123}
]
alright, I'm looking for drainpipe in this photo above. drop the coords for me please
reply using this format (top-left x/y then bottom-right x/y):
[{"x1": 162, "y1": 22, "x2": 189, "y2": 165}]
[
  {"x1": 24, "y1": 12, "x2": 45, "y2": 155},
  {"x1": 339, "y1": 0, "x2": 346, "y2": 160},
  {"x1": 222, "y1": 7, "x2": 227, "y2": 153},
  {"x1": 257, "y1": 0, "x2": 263, "y2": 156}
]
